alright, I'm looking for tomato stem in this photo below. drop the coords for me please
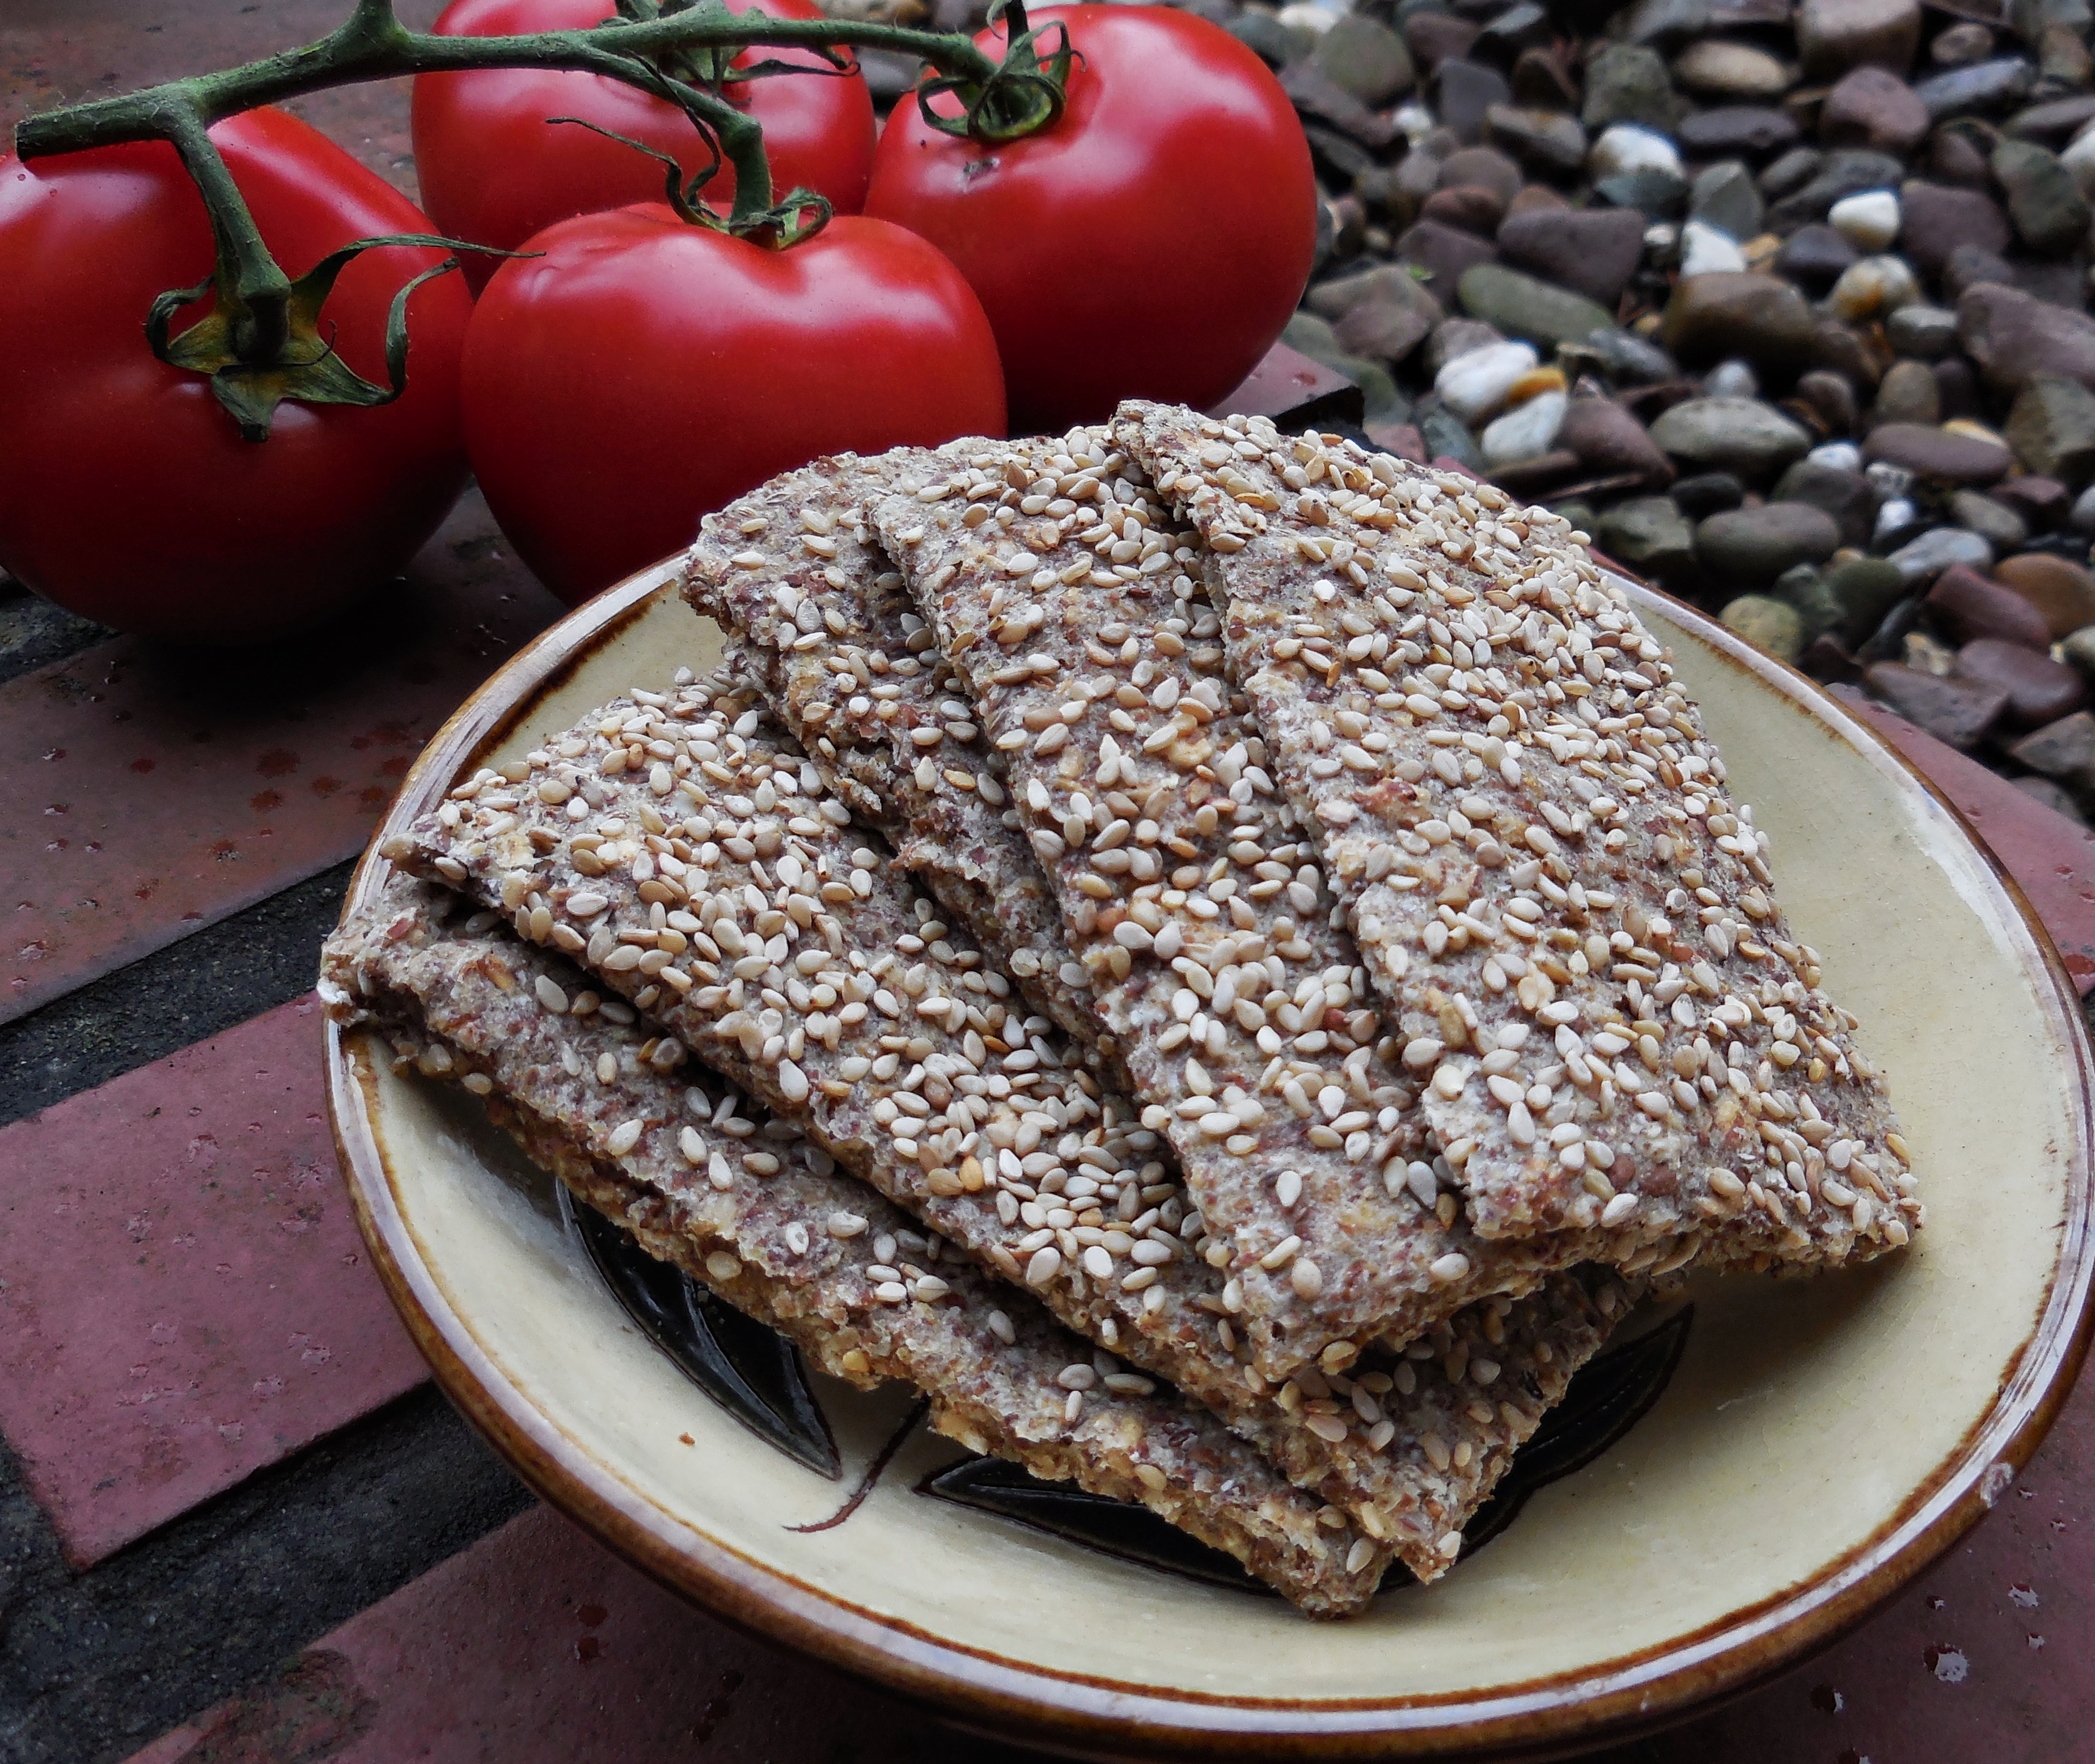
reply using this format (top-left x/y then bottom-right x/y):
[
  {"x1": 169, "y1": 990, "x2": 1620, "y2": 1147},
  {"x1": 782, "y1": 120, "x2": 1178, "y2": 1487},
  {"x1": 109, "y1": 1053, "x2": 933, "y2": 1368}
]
[
  {"x1": 12, "y1": 0, "x2": 1067, "y2": 432},
  {"x1": 16, "y1": 0, "x2": 1018, "y2": 229},
  {"x1": 160, "y1": 108, "x2": 295, "y2": 365}
]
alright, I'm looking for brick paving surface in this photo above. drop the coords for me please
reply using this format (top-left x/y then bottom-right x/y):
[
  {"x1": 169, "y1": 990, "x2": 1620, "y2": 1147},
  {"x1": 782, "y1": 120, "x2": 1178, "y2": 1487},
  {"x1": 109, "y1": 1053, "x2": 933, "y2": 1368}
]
[
  {"x1": 0, "y1": 490, "x2": 558, "y2": 1027},
  {"x1": 0, "y1": 996, "x2": 426, "y2": 1568},
  {"x1": 118, "y1": 1507, "x2": 991, "y2": 1764}
]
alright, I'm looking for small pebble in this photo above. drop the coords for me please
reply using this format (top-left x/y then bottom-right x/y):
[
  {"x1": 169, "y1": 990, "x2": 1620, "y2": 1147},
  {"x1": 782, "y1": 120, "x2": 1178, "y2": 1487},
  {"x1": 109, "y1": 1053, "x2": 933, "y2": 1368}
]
[
  {"x1": 1721, "y1": 595, "x2": 1804, "y2": 661},
  {"x1": 1679, "y1": 218, "x2": 1748, "y2": 275},
  {"x1": 1863, "y1": 661, "x2": 2009, "y2": 748},
  {"x1": 1828, "y1": 189, "x2": 1901, "y2": 251},
  {"x1": 1825, "y1": 253, "x2": 1920, "y2": 320},
  {"x1": 1887, "y1": 525, "x2": 1994, "y2": 585},
  {"x1": 1949, "y1": 489, "x2": 2029, "y2": 554},
  {"x1": 1873, "y1": 498, "x2": 1924, "y2": 548},
  {"x1": 1480, "y1": 389, "x2": 1568, "y2": 465},
  {"x1": 1885, "y1": 303, "x2": 1959, "y2": 359},
  {"x1": 1994, "y1": 552, "x2": 2095, "y2": 640},
  {"x1": 1704, "y1": 358, "x2": 1759, "y2": 399},
  {"x1": 1588, "y1": 122, "x2": 1684, "y2": 181},
  {"x1": 1434, "y1": 340, "x2": 1540, "y2": 422},
  {"x1": 1955, "y1": 638, "x2": 2089, "y2": 729}
]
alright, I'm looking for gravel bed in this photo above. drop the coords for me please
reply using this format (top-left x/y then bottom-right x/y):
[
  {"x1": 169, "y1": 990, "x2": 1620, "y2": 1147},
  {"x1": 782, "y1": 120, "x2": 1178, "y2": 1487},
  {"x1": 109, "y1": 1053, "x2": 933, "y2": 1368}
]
[{"x1": 865, "y1": 0, "x2": 2095, "y2": 822}]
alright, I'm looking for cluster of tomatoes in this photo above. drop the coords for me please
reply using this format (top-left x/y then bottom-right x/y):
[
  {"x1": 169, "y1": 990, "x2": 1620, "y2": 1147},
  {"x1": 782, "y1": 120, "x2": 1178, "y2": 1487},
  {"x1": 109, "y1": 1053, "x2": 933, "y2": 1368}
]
[{"x1": 0, "y1": 0, "x2": 1313, "y2": 641}]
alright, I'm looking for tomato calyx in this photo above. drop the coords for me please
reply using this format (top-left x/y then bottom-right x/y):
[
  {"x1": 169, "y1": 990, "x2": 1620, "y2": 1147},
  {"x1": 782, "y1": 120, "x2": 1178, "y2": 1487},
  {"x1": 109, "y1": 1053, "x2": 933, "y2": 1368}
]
[
  {"x1": 912, "y1": 0, "x2": 1073, "y2": 147},
  {"x1": 148, "y1": 231, "x2": 523, "y2": 442}
]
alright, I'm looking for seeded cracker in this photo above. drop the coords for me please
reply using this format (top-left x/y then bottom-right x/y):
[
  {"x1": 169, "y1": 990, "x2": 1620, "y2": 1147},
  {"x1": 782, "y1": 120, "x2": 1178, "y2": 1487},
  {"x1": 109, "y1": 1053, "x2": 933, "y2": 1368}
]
[
  {"x1": 678, "y1": 451, "x2": 1111, "y2": 1063},
  {"x1": 321, "y1": 878, "x2": 1385, "y2": 1614},
  {"x1": 873, "y1": 429, "x2": 1639, "y2": 1375},
  {"x1": 1119, "y1": 401, "x2": 1921, "y2": 1263},
  {"x1": 383, "y1": 664, "x2": 1630, "y2": 1578}
]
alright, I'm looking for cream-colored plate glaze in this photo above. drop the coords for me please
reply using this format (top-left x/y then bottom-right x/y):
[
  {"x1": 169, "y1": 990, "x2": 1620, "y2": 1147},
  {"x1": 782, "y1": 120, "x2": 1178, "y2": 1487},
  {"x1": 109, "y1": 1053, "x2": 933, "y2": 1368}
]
[{"x1": 328, "y1": 558, "x2": 2095, "y2": 1759}]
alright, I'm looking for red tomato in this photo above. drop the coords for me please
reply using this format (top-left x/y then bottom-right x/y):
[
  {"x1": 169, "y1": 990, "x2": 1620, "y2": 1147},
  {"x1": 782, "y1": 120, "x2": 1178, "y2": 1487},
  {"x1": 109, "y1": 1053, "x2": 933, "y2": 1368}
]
[
  {"x1": 865, "y1": 5, "x2": 1315, "y2": 434},
  {"x1": 461, "y1": 206, "x2": 1004, "y2": 603},
  {"x1": 0, "y1": 108, "x2": 471, "y2": 643},
  {"x1": 414, "y1": 0, "x2": 877, "y2": 292}
]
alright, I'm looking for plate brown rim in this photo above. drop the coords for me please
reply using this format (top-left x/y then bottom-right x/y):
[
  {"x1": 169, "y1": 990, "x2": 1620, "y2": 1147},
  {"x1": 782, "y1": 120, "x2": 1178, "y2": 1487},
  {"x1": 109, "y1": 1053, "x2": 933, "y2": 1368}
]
[{"x1": 325, "y1": 554, "x2": 2095, "y2": 1761}]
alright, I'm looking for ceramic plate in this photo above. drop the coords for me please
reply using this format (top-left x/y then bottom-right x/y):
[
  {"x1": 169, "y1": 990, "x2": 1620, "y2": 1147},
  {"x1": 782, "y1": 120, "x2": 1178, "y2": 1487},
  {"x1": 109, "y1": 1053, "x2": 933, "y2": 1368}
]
[{"x1": 326, "y1": 556, "x2": 2095, "y2": 1759}]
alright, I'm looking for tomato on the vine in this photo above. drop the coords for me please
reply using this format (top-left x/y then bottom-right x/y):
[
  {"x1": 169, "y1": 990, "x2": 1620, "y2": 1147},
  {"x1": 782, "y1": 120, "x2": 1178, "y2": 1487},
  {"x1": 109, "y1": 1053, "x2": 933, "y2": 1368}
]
[
  {"x1": 414, "y1": 0, "x2": 877, "y2": 292},
  {"x1": 0, "y1": 108, "x2": 472, "y2": 643},
  {"x1": 460, "y1": 206, "x2": 1004, "y2": 603},
  {"x1": 865, "y1": 4, "x2": 1315, "y2": 434}
]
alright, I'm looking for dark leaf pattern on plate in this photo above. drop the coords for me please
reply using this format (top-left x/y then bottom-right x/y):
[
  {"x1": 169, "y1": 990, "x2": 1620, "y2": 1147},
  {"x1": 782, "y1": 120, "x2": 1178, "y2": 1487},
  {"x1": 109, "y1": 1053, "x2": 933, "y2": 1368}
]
[
  {"x1": 560, "y1": 1187, "x2": 841, "y2": 1478},
  {"x1": 565, "y1": 1193, "x2": 1692, "y2": 1585},
  {"x1": 917, "y1": 1456, "x2": 1276, "y2": 1595},
  {"x1": 1455, "y1": 1305, "x2": 1694, "y2": 1560},
  {"x1": 917, "y1": 1308, "x2": 1695, "y2": 1595}
]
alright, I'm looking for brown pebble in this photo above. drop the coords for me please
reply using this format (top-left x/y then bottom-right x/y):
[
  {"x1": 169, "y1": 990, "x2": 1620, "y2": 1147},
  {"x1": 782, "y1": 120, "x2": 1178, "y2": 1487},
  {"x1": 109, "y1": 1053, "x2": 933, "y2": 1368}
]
[
  {"x1": 1506, "y1": 181, "x2": 1571, "y2": 215},
  {"x1": 1990, "y1": 477, "x2": 2069, "y2": 531},
  {"x1": 1872, "y1": 359, "x2": 1941, "y2": 427},
  {"x1": 1819, "y1": 66, "x2": 1929, "y2": 154},
  {"x1": 1420, "y1": 183, "x2": 1509, "y2": 235},
  {"x1": 1558, "y1": 393, "x2": 1675, "y2": 487},
  {"x1": 1437, "y1": 145, "x2": 1523, "y2": 202},
  {"x1": 2011, "y1": 710, "x2": 2095, "y2": 803},
  {"x1": 1863, "y1": 661, "x2": 2009, "y2": 747},
  {"x1": 1993, "y1": 553, "x2": 2095, "y2": 641},
  {"x1": 1954, "y1": 638, "x2": 2089, "y2": 729},
  {"x1": 1800, "y1": 631, "x2": 1863, "y2": 682},
  {"x1": 1863, "y1": 421, "x2": 2013, "y2": 484},
  {"x1": 1925, "y1": 562, "x2": 2054, "y2": 650},
  {"x1": 1791, "y1": 369, "x2": 1861, "y2": 437},
  {"x1": 1487, "y1": 449, "x2": 1584, "y2": 495},
  {"x1": 1404, "y1": 10, "x2": 1480, "y2": 72},
  {"x1": 1933, "y1": 357, "x2": 1985, "y2": 422}
]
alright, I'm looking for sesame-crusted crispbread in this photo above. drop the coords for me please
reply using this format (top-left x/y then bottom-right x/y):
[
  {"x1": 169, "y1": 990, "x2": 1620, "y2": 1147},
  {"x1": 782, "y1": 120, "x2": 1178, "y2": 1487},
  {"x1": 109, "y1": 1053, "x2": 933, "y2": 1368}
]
[
  {"x1": 1118, "y1": 401, "x2": 1922, "y2": 1265},
  {"x1": 678, "y1": 451, "x2": 1111, "y2": 1066},
  {"x1": 870, "y1": 427, "x2": 1629, "y2": 1377},
  {"x1": 380, "y1": 664, "x2": 1630, "y2": 1579},
  {"x1": 320, "y1": 876, "x2": 1390, "y2": 1615}
]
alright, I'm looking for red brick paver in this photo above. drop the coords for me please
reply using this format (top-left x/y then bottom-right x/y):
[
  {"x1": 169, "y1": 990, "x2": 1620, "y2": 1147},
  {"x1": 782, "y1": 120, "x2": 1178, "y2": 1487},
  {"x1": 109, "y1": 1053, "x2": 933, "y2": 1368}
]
[
  {"x1": 0, "y1": 995, "x2": 426, "y2": 1566},
  {"x1": 1211, "y1": 340, "x2": 1360, "y2": 422},
  {"x1": 121, "y1": 1505, "x2": 951, "y2": 1764},
  {"x1": 114, "y1": 1384, "x2": 2095, "y2": 1764},
  {"x1": 0, "y1": 491, "x2": 557, "y2": 1025}
]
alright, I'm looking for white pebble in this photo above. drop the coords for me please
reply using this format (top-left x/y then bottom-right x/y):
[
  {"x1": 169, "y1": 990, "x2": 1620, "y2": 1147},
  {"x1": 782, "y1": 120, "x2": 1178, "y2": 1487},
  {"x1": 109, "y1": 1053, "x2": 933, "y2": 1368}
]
[
  {"x1": 1480, "y1": 391, "x2": 1567, "y2": 467},
  {"x1": 1434, "y1": 341, "x2": 1540, "y2": 424},
  {"x1": 1588, "y1": 122, "x2": 1683, "y2": 181},
  {"x1": 1828, "y1": 189, "x2": 1899, "y2": 252},
  {"x1": 1677, "y1": 219, "x2": 1746, "y2": 277},
  {"x1": 1826, "y1": 253, "x2": 1919, "y2": 320}
]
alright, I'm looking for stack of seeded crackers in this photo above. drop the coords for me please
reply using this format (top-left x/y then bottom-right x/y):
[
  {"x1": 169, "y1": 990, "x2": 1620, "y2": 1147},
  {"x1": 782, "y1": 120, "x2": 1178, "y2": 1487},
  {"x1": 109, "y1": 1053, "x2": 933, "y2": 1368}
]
[{"x1": 322, "y1": 403, "x2": 1923, "y2": 1619}]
